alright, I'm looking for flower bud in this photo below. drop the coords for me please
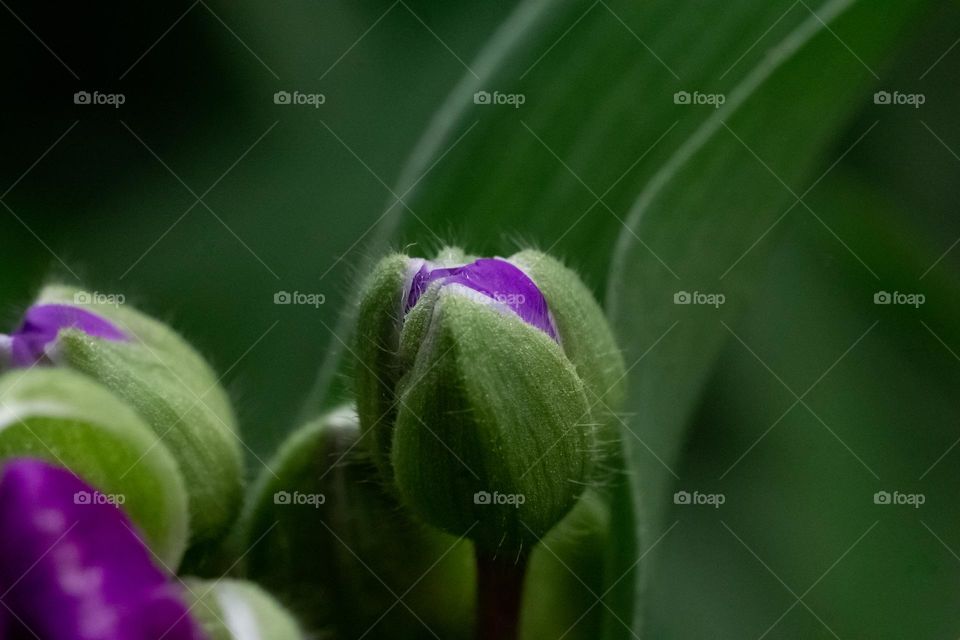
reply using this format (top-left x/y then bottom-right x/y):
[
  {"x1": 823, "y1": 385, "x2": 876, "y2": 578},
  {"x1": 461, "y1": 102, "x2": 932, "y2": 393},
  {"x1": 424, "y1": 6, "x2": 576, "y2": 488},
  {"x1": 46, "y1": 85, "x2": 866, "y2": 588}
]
[
  {"x1": 183, "y1": 578, "x2": 305, "y2": 640},
  {"x1": 1, "y1": 285, "x2": 244, "y2": 544},
  {"x1": 240, "y1": 404, "x2": 473, "y2": 639},
  {"x1": 355, "y1": 248, "x2": 624, "y2": 552},
  {"x1": 0, "y1": 457, "x2": 204, "y2": 639},
  {"x1": 0, "y1": 368, "x2": 190, "y2": 565}
]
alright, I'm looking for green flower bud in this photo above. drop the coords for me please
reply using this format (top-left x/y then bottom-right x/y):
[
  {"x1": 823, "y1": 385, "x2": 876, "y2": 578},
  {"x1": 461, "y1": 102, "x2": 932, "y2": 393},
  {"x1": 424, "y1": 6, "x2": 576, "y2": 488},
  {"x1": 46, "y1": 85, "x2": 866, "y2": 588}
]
[
  {"x1": 240, "y1": 405, "x2": 473, "y2": 639},
  {"x1": 183, "y1": 578, "x2": 305, "y2": 640},
  {"x1": 355, "y1": 249, "x2": 625, "y2": 552},
  {"x1": 13, "y1": 285, "x2": 244, "y2": 544},
  {"x1": 0, "y1": 368, "x2": 189, "y2": 566}
]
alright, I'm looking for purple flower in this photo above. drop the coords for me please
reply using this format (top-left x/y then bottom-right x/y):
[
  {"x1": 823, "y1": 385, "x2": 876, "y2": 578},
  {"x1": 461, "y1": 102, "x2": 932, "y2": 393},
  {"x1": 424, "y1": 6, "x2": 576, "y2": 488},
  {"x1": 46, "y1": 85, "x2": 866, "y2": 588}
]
[
  {"x1": 405, "y1": 258, "x2": 558, "y2": 340},
  {"x1": 0, "y1": 458, "x2": 205, "y2": 640},
  {"x1": 0, "y1": 304, "x2": 126, "y2": 368}
]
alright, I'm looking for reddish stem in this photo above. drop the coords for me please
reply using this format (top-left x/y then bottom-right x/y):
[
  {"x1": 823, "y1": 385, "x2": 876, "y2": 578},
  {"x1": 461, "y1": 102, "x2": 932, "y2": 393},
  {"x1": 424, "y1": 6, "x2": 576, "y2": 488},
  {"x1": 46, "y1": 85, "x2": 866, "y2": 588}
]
[{"x1": 475, "y1": 548, "x2": 528, "y2": 640}]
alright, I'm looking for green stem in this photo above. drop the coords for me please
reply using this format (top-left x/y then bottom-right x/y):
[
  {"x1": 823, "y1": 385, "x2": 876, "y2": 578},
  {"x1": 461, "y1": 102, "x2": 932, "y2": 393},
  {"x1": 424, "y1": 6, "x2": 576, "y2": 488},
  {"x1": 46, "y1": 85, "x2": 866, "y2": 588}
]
[{"x1": 475, "y1": 548, "x2": 528, "y2": 640}]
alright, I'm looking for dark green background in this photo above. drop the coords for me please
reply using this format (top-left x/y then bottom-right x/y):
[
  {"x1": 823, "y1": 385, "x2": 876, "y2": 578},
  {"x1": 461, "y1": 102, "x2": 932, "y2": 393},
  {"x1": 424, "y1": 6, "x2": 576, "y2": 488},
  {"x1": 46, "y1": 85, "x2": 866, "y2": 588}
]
[{"x1": 2, "y1": 1, "x2": 959, "y2": 638}]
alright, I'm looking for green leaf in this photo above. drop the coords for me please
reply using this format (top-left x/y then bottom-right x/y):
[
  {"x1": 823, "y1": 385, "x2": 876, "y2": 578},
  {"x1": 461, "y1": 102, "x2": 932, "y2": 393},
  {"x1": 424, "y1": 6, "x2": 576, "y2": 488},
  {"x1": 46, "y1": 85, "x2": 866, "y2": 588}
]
[
  {"x1": 605, "y1": 1, "x2": 928, "y2": 635},
  {"x1": 647, "y1": 170, "x2": 960, "y2": 637},
  {"x1": 0, "y1": 368, "x2": 189, "y2": 567}
]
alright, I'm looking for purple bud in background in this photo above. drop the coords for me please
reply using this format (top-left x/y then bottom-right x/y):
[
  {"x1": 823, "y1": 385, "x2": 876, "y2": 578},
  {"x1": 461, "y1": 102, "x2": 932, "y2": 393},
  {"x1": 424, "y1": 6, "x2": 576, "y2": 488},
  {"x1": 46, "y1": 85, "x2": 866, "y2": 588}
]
[
  {"x1": 0, "y1": 458, "x2": 206, "y2": 640},
  {"x1": 405, "y1": 258, "x2": 558, "y2": 340},
  {"x1": 0, "y1": 304, "x2": 126, "y2": 368}
]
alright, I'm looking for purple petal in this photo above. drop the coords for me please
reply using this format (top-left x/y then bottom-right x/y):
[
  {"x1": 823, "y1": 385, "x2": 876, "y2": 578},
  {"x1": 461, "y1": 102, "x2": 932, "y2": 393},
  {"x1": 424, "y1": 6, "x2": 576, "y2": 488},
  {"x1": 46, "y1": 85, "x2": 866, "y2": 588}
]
[
  {"x1": 405, "y1": 258, "x2": 558, "y2": 340},
  {"x1": 2, "y1": 304, "x2": 126, "y2": 368},
  {"x1": 0, "y1": 458, "x2": 206, "y2": 640}
]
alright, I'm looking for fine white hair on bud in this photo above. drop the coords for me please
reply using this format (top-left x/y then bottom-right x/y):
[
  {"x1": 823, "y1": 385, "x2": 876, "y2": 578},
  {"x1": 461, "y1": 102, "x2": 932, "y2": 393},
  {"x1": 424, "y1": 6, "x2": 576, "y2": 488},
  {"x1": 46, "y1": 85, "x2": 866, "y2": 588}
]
[{"x1": 355, "y1": 247, "x2": 625, "y2": 552}]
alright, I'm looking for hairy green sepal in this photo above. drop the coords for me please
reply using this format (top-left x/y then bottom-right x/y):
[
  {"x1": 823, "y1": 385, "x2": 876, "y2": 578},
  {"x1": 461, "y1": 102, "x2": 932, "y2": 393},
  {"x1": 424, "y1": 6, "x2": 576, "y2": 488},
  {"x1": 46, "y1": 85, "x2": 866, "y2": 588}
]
[{"x1": 392, "y1": 290, "x2": 593, "y2": 551}]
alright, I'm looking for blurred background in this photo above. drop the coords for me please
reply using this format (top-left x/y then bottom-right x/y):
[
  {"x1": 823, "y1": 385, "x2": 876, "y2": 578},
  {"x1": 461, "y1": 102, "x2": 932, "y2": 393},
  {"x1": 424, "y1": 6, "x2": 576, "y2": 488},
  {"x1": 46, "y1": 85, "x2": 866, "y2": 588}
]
[{"x1": 2, "y1": 1, "x2": 959, "y2": 638}]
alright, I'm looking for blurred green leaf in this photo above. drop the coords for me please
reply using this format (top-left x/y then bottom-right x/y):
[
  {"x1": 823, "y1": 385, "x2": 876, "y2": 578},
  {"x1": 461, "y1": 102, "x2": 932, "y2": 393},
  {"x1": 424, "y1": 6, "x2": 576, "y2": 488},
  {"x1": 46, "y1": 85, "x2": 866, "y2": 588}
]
[
  {"x1": 605, "y1": 0, "x2": 929, "y2": 636},
  {"x1": 647, "y1": 169, "x2": 960, "y2": 638}
]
